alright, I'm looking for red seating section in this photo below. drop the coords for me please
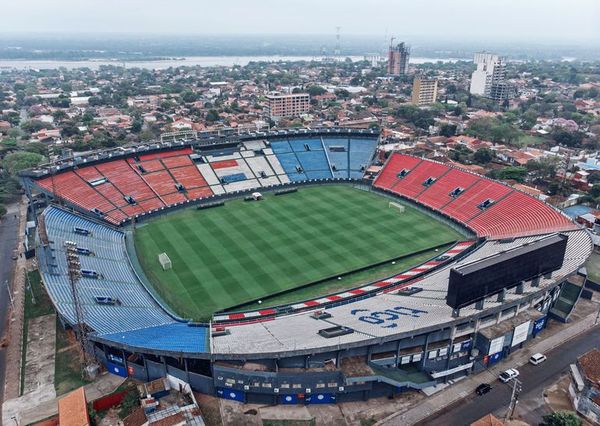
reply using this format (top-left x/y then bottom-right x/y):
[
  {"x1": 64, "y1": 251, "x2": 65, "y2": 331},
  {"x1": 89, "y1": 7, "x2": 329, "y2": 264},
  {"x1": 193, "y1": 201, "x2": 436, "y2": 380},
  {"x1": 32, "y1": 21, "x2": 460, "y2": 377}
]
[
  {"x1": 35, "y1": 147, "x2": 213, "y2": 225},
  {"x1": 373, "y1": 154, "x2": 421, "y2": 189},
  {"x1": 390, "y1": 161, "x2": 450, "y2": 198},
  {"x1": 468, "y1": 191, "x2": 576, "y2": 238},
  {"x1": 417, "y1": 168, "x2": 480, "y2": 210},
  {"x1": 442, "y1": 179, "x2": 512, "y2": 222},
  {"x1": 374, "y1": 153, "x2": 577, "y2": 238}
]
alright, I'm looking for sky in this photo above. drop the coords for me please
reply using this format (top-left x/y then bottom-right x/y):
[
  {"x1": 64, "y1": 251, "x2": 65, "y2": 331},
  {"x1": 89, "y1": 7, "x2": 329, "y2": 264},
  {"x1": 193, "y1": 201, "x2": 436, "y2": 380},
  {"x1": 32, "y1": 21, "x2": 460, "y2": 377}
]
[{"x1": 3, "y1": 0, "x2": 599, "y2": 43}]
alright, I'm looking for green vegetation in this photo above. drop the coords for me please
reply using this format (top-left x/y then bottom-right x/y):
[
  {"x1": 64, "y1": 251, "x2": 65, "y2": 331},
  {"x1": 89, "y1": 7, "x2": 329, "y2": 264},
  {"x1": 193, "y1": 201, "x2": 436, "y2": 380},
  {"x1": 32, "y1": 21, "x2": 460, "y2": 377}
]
[
  {"x1": 236, "y1": 246, "x2": 449, "y2": 311},
  {"x1": 55, "y1": 317, "x2": 90, "y2": 395},
  {"x1": 466, "y1": 117, "x2": 523, "y2": 144},
  {"x1": 135, "y1": 185, "x2": 463, "y2": 320},
  {"x1": 542, "y1": 411, "x2": 582, "y2": 426}
]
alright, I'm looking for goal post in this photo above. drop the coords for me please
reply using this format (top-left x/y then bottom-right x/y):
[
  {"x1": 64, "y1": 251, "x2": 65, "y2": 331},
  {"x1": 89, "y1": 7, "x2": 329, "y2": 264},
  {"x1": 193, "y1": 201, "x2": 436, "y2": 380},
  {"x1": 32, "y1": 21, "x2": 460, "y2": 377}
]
[
  {"x1": 389, "y1": 201, "x2": 405, "y2": 213},
  {"x1": 158, "y1": 252, "x2": 172, "y2": 271}
]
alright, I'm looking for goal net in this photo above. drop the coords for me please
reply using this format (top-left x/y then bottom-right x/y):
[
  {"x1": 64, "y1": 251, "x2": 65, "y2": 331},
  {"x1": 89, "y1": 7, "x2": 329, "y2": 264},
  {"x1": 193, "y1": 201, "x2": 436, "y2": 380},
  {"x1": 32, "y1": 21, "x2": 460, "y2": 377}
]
[
  {"x1": 389, "y1": 202, "x2": 405, "y2": 213},
  {"x1": 158, "y1": 252, "x2": 172, "y2": 271}
]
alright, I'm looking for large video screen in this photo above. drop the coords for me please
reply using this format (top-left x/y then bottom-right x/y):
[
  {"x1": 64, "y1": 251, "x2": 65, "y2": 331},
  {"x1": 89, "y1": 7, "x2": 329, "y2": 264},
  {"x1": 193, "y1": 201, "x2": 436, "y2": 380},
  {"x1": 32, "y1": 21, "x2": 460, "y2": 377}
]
[{"x1": 447, "y1": 234, "x2": 568, "y2": 309}]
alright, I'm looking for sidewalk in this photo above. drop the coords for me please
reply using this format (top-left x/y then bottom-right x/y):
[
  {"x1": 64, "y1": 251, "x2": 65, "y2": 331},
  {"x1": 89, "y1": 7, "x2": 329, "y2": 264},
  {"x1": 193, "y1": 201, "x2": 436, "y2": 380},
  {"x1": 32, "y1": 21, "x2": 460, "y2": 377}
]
[{"x1": 376, "y1": 306, "x2": 600, "y2": 426}]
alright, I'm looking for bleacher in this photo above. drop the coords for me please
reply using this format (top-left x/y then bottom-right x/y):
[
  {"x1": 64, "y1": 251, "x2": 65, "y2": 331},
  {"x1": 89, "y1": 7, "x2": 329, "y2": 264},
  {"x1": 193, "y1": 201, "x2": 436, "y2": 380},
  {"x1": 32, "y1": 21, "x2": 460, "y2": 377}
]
[
  {"x1": 388, "y1": 161, "x2": 450, "y2": 198},
  {"x1": 322, "y1": 138, "x2": 350, "y2": 179},
  {"x1": 349, "y1": 138, "x2": 378, "y2": 179},
  {"x1": 35, "y1": 148, "x2": 214, "y2": 225},
  {"x1": 35, "y1": 137, "x2": 378, "y2": 225},
  {"x1": 374, "y1": 153, "x2": 577, "y2": 238},
  {"x1": 39, "y1": 206, "x2": 208, "y2": 353}
]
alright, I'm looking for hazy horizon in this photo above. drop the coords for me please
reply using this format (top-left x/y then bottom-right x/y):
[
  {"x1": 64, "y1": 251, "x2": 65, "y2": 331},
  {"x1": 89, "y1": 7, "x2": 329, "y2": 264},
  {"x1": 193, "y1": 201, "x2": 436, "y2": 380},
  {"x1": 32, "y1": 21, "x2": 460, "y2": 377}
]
[{"x1": 2, "y1": 0, "x2": 599, "y2": 43}]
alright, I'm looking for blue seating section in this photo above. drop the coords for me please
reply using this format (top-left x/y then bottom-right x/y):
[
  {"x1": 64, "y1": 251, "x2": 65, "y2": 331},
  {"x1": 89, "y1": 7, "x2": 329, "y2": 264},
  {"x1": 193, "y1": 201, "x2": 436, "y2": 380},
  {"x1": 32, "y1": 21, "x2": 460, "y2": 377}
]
[
  {"x1": 270, "y1": 136, "x2": 377, "y2": 182},
  {"x1": 295, "y1": 151, "x2": 332, "y2": 175},
  {"x1": 349, "y1": 138, "x2": 377, "y2": 173},
  {"x1": 270, "y1": 140, "x2": 292, "y2": 153},
  {"x1": 289, "y1": 138, "x2": 324, "y2": 152},
  {"x1": 322, "y1": 138, "x2": 350, "y2": 179},
  {"x1": 39, "y1": 206, "x2": 208, "y2": 353},
  {"x1": 100, "y1": 323, "x2": 208, "y2": 353},
  {"x1": 221, "y1": 173, "x2": 247, "y2": 183}
]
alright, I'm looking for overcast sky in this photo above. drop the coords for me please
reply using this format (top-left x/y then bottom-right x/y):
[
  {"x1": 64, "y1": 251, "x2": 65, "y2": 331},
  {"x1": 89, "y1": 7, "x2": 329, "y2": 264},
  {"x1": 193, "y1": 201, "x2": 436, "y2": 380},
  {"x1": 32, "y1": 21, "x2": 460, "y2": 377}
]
[{"x1": 3, "y1": 0, "x2": 599, "y2": 42}]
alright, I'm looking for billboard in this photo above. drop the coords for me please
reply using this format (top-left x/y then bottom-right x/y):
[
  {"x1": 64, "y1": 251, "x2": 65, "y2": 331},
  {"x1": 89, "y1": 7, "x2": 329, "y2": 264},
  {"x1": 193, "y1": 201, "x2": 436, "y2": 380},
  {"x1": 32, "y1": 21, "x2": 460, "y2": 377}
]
[
  {"x1": 511, "y1": 321, "x2": 531, "y2": 347},
  {"x1": 447, "y1": 234, "x2": 567, "y2": 309},
  {"x1": 532, "y1": 316, "x2": 547, "y2": 336},
  {"x1": 488, "y1": 336, "x2": 505, "y2": 355}
]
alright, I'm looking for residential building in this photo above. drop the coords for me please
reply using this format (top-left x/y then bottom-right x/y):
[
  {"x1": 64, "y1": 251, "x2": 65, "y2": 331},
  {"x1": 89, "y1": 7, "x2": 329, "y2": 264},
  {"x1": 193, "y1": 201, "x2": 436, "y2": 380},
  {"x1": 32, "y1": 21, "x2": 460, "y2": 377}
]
[
  {"x1": 266, "y1": 92, "x2": 310, "y2": 119},
  {"x1": 387, "y1": 42, "x2": 410, "y2": 76},
  {"x1": 470, "y1": 52, "x2": 512, "y2": 101},
  {"x1": 411, "y1": 77, "x2": 438, "y2": 106},
  {"x1": 571, "y1": 348, "x2": 600, "y2": 424}
]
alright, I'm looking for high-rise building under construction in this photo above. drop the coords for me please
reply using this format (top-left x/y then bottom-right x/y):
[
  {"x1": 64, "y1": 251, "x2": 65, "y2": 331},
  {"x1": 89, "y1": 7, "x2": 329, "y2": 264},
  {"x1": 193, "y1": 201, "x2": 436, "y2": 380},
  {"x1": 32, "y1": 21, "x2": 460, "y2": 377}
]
[{"x1": 387, "y1": 41, "x2": 410, "y2": 76}]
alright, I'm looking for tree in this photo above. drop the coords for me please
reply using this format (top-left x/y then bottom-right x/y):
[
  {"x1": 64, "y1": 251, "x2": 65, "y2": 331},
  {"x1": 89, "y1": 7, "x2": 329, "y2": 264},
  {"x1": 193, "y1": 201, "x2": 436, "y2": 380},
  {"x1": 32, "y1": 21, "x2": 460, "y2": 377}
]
[
  {"x1": 307, "y1": 85, "x2": 326, "y2": 97},
  {"x1": 473, "y1": 148, "x2": 493, "y2": 164},
  {"x1": 439, "y1": 123, "x2": 457, "y2": 137},
  {"x1": 335, "y1": 89, "x2": 351, "y2": 99},
  {"x1": 542, "y1": 411, "x2": 582, "y2": 426},
  {"x1": 205, "y1": 109, "x2": 220, "y2": 122},
  {"x1": 552, "y1": 129, "x2": 584, "y2": 147},
  {"x1": 2, "y1": 151, "x2": 46, "y2": 175},
  {"x1": 180, "y1": 90, "x2": 199, "y2": 103},
  {"x1": 526, "y1": 157, "x2": 559, "y2": 180},
  {"x1": 496, "y1": 166, "x2": 528, "y2": 182},
  {"x1": 0, "y1": 204, "x2": 6, "y2": 219},
  {"x1": 23, "y1": 142, "x2": 49, "y2": 156}
]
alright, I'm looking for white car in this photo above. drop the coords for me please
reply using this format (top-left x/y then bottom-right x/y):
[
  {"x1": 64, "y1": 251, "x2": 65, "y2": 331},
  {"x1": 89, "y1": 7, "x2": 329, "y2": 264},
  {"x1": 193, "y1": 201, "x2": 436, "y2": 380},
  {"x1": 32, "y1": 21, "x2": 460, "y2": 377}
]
[
  {"x1": 499, "y1": 368, "x2": 520, "y2": 383},
  {"x1": 529, "y1": 353, "x2": 547, "y2": 365}
]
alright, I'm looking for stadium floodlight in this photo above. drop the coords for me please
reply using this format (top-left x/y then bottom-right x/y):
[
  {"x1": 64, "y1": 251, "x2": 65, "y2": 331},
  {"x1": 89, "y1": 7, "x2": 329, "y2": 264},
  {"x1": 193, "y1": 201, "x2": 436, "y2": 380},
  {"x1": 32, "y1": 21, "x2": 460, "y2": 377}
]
[{"x1": 64, "y1": 241, "x2": 98, "y2": 379}]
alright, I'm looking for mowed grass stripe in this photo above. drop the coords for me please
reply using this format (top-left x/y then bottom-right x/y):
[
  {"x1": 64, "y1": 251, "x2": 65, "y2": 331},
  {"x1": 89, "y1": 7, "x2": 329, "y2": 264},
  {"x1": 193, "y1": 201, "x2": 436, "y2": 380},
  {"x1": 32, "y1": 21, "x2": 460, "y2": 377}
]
[{"x1": 134, "y1": 185, "x2": 464, "y2": 319}]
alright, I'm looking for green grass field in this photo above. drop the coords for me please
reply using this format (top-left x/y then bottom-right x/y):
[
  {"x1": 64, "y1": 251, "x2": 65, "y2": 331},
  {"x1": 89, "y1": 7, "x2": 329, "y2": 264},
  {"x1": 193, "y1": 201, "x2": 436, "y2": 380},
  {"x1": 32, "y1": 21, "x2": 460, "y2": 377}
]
[{"x1": 134, "y1": 185, "x2": 464, "y2": 320}]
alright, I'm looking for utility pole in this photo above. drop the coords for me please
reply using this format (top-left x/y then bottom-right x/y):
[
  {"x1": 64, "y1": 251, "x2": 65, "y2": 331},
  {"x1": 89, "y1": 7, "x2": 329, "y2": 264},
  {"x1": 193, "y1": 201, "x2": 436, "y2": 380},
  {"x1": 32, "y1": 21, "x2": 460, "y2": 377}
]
[
  {"x1": 65, "y1": 241, "x2": 95, "y2": 379},
  {"x1": 505, "y1": 378, "x2": 522, "y2": 422},
  {"x1": 4, "y1": 279, "x2": 14, "y2": 311}
]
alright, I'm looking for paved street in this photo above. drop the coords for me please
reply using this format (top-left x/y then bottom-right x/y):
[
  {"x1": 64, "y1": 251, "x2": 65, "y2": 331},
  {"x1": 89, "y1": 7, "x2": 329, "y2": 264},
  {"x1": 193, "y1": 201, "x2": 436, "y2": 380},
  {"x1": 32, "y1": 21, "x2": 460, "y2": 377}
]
[
  {"x1": 421, "y1": 322, "x2": 600, "y2": 425},
  {"x1": 0, "y1": 203, "x2": 20, "y2": 412}
]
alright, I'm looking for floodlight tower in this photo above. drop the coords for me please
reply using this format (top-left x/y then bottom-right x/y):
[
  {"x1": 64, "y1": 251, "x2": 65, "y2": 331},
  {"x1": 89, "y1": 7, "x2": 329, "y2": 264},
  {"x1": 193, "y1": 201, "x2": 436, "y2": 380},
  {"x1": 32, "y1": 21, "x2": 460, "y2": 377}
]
[{"x1": 65, "y1": 241, "x2": 94, "y2": 378}]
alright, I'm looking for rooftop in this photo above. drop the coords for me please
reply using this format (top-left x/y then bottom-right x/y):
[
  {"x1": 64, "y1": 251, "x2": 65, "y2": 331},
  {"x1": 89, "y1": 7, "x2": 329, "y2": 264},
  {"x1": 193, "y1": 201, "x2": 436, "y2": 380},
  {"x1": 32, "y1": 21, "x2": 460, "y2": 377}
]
[{"x1": 578, "y1": 348, "x2": 600, "y2": 385}]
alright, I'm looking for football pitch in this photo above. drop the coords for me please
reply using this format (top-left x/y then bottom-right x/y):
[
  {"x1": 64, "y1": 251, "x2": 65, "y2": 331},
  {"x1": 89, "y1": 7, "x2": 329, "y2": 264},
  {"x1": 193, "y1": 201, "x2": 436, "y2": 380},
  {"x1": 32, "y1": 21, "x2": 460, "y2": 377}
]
[{"x1": 134, "y1": 185, "x2": 464, "y2": 320}]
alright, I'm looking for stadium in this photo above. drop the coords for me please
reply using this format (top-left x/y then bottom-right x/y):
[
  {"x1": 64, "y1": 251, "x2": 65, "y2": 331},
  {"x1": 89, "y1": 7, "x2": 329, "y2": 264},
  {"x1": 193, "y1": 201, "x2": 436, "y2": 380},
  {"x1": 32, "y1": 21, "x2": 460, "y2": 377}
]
[{"x1": 19, "y1": 128, "x2": 592, "y2": 405}]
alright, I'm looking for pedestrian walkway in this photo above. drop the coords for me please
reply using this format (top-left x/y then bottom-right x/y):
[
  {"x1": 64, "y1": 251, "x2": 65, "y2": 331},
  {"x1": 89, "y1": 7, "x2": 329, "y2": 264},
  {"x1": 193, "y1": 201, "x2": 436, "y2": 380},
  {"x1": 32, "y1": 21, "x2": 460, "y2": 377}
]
[{"x1": 376, "y1": 306, "x2": 600, "y2": 426}]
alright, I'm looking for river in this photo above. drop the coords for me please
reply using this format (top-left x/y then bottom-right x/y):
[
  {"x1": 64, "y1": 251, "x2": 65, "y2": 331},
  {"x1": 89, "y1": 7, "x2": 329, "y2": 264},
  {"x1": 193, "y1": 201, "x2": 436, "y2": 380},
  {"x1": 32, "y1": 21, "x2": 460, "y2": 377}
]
[{"x1": 0, "y1": 55, "x2": 463, "y2": 70}]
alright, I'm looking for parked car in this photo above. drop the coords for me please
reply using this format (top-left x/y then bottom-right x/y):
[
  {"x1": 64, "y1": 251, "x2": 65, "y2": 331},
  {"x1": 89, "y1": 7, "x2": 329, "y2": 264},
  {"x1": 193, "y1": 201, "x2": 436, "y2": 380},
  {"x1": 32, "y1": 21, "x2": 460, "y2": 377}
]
[
  {"x1": 499, "y1": 368, "x2": 520, "y2": 383},
  {"x1": 475, "y1": 383, "x2": 492, "y2": 395},
  {"x1": 529, "y1": 353, "x2": 547, "y2": 365}
]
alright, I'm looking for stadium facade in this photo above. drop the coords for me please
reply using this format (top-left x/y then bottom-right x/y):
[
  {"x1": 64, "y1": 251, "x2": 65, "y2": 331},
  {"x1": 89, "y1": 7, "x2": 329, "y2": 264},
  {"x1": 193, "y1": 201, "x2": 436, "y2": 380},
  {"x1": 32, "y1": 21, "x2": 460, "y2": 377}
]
[{"x1": 20, "y1": 128, "x2": 593, "y2": 404}]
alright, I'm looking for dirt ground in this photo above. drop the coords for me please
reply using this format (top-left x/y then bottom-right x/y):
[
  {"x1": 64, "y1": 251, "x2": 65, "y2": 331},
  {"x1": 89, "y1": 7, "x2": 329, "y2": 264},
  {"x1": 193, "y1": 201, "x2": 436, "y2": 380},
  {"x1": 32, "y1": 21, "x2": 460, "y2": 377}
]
[{"x1": 23, "y1": 314, "x2": 56, "y2": 395}]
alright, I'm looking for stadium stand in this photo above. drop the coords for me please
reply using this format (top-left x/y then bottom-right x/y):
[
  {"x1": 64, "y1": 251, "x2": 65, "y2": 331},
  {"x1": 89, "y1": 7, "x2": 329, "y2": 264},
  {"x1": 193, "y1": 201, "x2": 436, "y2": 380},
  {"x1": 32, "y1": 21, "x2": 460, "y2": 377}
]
[
  {"x1": 39, "y1": 206, "x2": 208, "y2": 353},
  {"x1": 349, "y1": 138, "x2": 378, "y2": 179},
  {"x1": 322, "y1": 138, "x2": 350, "y2": 179},
  {"x1": 374, "y1": 153, "x2": 578, "y2": 238},
  {"x1": 467, "y1": 191, "x2": 577, "y2": 238}
]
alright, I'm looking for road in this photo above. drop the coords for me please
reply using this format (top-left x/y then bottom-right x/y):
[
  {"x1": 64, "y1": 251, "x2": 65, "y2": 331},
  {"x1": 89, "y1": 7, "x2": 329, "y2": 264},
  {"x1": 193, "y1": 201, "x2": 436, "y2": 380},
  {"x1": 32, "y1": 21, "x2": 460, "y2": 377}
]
[
  {"x1": 0, "y1": 203, "x2": 21, "y2": 420},
  {"x1": 420, "y1": 323, "x2": 600, "y2": 425}
]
